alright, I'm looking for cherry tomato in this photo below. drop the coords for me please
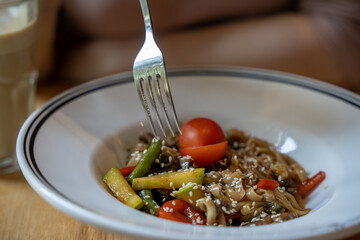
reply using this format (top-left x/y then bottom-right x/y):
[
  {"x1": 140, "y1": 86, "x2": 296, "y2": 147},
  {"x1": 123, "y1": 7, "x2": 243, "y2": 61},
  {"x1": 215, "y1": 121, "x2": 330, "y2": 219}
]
[
  {"x1": 158, "y1": 199, "x2": 207, "y2": 225},
  {"x1": 178, "y1": 118, "x2": 228, "y2": 166},
  {"x1": 179, "y1": 141, "x2": 228, "y2": 167},
  {"x1": 178, "y1": 118, "x2": 226, "y2": 148}
]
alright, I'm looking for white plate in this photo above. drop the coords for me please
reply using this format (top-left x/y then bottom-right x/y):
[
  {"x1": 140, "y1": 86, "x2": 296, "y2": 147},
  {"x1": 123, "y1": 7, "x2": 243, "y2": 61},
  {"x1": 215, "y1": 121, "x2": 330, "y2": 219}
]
[{"x1": 17, "y1": 67, "x2": 360, "y2": 240}]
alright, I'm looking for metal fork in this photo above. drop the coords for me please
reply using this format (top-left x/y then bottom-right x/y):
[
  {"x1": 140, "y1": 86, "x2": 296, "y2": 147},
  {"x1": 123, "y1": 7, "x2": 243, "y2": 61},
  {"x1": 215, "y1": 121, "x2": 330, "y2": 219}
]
[{"x1": 133, "y1": 0, "x2": 181, "y2": 138}]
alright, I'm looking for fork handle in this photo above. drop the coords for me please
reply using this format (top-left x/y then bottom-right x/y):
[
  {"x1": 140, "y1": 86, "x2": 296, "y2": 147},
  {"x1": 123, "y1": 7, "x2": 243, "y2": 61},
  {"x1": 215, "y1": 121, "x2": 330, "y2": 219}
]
[{"x1": 139, "y1": 0, "x2": 153, "y2": 34}]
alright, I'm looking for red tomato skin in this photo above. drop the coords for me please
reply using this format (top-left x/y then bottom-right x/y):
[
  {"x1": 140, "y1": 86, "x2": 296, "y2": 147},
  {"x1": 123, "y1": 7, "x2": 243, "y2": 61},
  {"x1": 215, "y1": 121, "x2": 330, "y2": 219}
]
[
  {"x1": 178, "y1": 118, "x2": 226, "y2": 148},
  {"x1": 179, "y1": 141, "x2": 228, "y2": 167},
  {"x1": 158, "y1": 199, "x2": 207, "y2": 225},
  {"x1": 158, "y1": 208, "x2": 192, "y2": 223},
  {"x1": 256, "y1": 179, "x2": 279, "y2": 190}
]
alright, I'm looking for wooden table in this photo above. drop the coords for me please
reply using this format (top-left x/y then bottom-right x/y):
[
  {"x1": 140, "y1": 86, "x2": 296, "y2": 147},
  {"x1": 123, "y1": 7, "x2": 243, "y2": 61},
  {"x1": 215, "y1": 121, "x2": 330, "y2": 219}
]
[{"x1": 0, "y1": 83, "x2": 359, "y2": 240}]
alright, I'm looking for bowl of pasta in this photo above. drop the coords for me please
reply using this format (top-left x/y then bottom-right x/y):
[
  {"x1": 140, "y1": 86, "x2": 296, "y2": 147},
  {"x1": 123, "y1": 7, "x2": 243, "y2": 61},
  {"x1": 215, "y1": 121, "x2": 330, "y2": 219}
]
[{"x1": 17, "y1": 67, "x2": 360, "y2": 239}]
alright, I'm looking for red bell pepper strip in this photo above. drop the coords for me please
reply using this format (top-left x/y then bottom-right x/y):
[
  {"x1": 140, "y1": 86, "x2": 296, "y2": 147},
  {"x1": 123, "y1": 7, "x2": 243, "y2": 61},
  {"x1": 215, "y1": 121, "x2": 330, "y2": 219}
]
[
  {"x1": 158, "y1": 199, "x2": 207, "y2": 225},
  {"x1": 297, "y1": 171, "x2": 326, "y2": 198},
  {"x1": 119, "y1": 166, "x2": 136, "y2": 177},
  {"x1": 256, "y1": 179, "x2": 279, "y2": 190}
]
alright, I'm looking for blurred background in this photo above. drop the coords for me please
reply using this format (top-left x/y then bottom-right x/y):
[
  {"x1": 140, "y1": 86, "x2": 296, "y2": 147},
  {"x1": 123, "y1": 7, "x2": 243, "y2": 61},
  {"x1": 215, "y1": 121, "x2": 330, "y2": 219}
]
[{"x1": 38, "y1": 0, "x2": 360, "y2": 91}]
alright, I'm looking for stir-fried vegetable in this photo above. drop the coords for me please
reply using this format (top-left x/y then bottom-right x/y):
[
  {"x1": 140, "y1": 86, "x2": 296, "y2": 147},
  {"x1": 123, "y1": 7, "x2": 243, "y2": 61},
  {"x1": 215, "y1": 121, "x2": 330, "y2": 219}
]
[
  {"x1": 178, "y1": 118, "x2": 226, "y2": 148},
  {"x1": 103, "y1": 117, "x2": 328, "y2": 226},
  {"x1": 119, "y1": 166, "x2": 136, "y2": 177},
  {"x1": 178, "y1": 118, "x2": 228, "y2": 166},
  {"x1": 103, "y1": 167, "x2": 144, "y2": 209},
  {"x1": 264, "y1": 201, "x2": 283, "y2": 214},
  {"x1": 132, "y1": 168, "x2": 205, "y2": 190},
  {"x1": 138, "y1": 190, "x2": 159, "y2": 216},
  {"x1": 180, "y1": 141, "x2": 228, "y2": 167},
  {"x1": 297, "y1": 171, "x2": 326, "y2": 198},
  {"x1": 256, "y1": 179, "x2": 279, "y2": 190},
  {"x1": 158, "y1": 199, "x2": 207, "y2": 225},
  {"x1": 173, "y1": 183, "x2": 205, "y2": 206},
  {"x1": 128, "y1": 138, "x2": 162, "y2": 183}
]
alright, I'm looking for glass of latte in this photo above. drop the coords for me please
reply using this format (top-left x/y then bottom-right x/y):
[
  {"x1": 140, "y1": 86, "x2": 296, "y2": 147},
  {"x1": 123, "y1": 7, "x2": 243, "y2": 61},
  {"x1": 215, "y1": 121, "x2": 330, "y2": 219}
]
[{"x1": 0, "y1": 0, "x2": 37, "y2": 174}]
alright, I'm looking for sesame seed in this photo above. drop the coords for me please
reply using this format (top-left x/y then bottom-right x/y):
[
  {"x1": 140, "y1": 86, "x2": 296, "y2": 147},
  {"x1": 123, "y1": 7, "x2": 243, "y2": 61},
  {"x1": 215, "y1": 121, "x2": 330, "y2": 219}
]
[
  {"x1": 222, "y1": 206, "x2": 231, "y2": 214},
  {"x1": 131, "y1": 151, "x2": 139, "y2": 156},
  {"x1": 271, "y1": 213, "x2": 281, "y2": 218}
]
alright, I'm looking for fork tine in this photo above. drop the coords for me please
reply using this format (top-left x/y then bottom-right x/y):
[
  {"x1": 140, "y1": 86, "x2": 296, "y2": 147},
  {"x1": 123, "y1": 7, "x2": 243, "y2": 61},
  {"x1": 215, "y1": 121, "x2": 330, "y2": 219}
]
[
  {"x1": 135, "y1": 75, "x2": 158, "y2": 136},
  {"x1": 157, "y1": 68, "x2": 182, "y2": 135},
  {"x1": 154, "y1": 70, "x2": 175, "y2": 137},
  {"x1": 144, "y1": 70, "x2": 167, "y2": 137}
]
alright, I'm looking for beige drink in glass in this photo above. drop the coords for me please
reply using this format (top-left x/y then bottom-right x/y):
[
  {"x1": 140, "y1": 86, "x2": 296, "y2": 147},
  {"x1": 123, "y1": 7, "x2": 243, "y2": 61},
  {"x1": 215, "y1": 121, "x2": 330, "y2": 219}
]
[{"x1": 0, "y1": 0, "x2": 37, "y2": 174}]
